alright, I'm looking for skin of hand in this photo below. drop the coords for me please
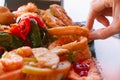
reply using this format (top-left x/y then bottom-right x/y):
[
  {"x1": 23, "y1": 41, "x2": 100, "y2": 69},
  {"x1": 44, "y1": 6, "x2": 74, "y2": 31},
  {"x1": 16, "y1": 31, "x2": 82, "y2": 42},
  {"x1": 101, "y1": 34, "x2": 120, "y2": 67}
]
[{"x1": 86, "y1": 0, "x2": 120, "y2": 40}]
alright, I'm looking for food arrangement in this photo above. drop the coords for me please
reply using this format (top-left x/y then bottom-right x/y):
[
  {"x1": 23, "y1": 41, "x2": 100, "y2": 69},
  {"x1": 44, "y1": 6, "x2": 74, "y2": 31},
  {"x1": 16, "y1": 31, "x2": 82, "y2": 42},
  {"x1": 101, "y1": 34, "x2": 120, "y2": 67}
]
[{"x1": 0, "y1": 2, "x2": 102, "y2": 80}]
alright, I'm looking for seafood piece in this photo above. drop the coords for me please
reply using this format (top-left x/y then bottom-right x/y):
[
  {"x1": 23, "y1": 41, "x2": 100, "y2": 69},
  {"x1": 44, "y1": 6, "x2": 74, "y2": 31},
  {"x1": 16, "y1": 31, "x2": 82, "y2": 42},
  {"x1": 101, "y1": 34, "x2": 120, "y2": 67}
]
[
  {"x1": 0, "y1": 6, "x2": 15, "y2": 25},
  {"x1": 48, "y1": 26, "x2": 89, "y2": 37},
  {"x1": 61, "y1": 37, "x2": 91, "y2": 61},
  {"x1": 16, "y1": 12, "x2": 39, "y2": 23},
  {"x1": 49, "y1": 36, "x2": 91, "y2": 62},
  {"x1": 48, "y1": 35, "x2": 81, "y2": 49},
  {"x1": 41, "y1": 9, "x2": 65, "y2": 27},
  {"x1": 50, "y1": 4, "x2": 73, "y2": 26},
  {"x1": 1, "y1": 52, "x2": 23, "y2": 71},
  {"x1": 61, "y1": 37, "x2": 88, "y2": 51},
  {"x1": 13, "y1": 2, "x2": 39, "y2": 17},
  {"x1": 70, "y1": 46, "x2": 92, "y2": 62},
  {"x1": 32, "y1": 48, "x2": 60, "y2": 69},
  {"x1": 50, "y1": 46, "x2": 69, "y2": 56},
  {"x1": 22, "y1": 61, "x2": 71, "y2": 80},
  {"x1": 16, "y1": 46, "x2": 33, "y2": 57}
]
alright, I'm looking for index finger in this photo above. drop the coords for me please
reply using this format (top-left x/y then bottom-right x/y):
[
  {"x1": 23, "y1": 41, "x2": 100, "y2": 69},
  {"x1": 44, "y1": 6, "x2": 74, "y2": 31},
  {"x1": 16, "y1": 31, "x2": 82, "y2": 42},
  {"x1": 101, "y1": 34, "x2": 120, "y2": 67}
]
[
  {"x1": 88, "y1": 26, "x2": 118, "y2": 40},
  {"x1": 86, "y1": 8, "x2": 97, "y2": 30}
]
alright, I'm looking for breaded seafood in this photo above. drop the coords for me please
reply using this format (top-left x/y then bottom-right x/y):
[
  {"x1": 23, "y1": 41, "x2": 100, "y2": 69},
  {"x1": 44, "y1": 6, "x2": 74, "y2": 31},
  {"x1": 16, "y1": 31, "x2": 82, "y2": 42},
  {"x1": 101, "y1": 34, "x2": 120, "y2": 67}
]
[
  {"x1": 13, "y1": 2, "x2": 39, "y2": 17},
  {"x1": 48, "y1": 26, "x2": 89, "y2": 37},
  {"x1": 41, "y1": 4, "x2": 73, "y2": 28},
  {"x1": 50, "y1": 4, "x2": 73, "y2": 26},
  {"x1": 41, "y1": 9, "x2": 65, "y2": 27},
  {"x1": 0, "y1": 6, "x2": 15, "y2": 25}
]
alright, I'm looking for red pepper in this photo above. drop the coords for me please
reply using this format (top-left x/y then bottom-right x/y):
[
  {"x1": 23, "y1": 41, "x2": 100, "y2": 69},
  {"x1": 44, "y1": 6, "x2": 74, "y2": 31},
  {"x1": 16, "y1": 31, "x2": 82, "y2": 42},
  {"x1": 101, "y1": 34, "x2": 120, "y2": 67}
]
[
  {"x1": 9, "y1": 17, "x2": 31, "y2": 42},
  {"x1": 19, "y1": 17, "x2": 31, "y2": 36},
  {"x1": 9, "y1": 24, "x2": 26, "y2": 41},
  {"x1": 8, "y1": 15, "x2": 46, "y2": 43},
  {"x1": 28, "y1": 15, "x2": 46, "y2": 29}
]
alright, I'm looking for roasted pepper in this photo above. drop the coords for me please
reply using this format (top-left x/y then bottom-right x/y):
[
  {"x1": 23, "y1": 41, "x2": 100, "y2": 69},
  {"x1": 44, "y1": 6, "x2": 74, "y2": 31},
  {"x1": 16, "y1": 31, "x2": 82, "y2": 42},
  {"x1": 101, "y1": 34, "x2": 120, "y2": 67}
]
[
  {"x1": 0, "y1": 14, "x2": 48, "y2": 50},
  {"x1": 9, "y1": 17, "x2": 31, "y2": 42},
  {"x1": 28, "y1": 15, "x2": 46, "y2": 29},
  {"x1": 9, "y1": 15, "x2": 46, "y2": 44}
]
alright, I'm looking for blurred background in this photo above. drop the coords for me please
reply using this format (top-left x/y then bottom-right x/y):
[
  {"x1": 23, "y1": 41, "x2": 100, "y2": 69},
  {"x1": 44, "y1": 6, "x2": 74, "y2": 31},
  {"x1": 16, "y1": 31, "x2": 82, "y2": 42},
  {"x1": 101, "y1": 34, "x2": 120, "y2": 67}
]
[{"x1": 4, "y1": 0, "x2": 62, "y2": 10}]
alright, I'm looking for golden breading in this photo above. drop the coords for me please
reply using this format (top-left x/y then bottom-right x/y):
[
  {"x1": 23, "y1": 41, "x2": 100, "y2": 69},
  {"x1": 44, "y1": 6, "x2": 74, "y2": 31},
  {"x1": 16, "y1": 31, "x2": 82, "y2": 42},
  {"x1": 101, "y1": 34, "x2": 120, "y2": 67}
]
[
  {"x1": 50, "y1": 4, "x2": 73, "y2": 26},
  {"x1": 48, "y1": 35, "x2": 82, "y2": 49},
  {"x1": 48, "y1": 26, "x2": 89, "y2": 37},
  {"x1": 0, "y1": 6, "x2": 15, "y2": 25},
  {"x1": 41, "y1": 9, "x2": 65, "y2": 27},
  {"x1": 49, "y1": 36, "x2": 91, "y2": 61},
  {"x1": 61, "y1": 37, "x2": 88, "y2": 51},
  {"x1": 13, "y1": 2, "x2": 39, "y2": 17},
  {"x1": 61, "y1": 37, "x2": 91, "y2": 61}
]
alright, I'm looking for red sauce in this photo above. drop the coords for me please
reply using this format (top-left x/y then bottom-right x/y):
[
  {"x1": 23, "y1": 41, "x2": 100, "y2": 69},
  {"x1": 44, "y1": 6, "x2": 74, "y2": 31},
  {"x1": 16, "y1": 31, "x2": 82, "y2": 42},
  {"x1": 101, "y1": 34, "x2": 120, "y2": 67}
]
[{"x1": 72, "y1": 61, "x2": 90, "y2": 76}]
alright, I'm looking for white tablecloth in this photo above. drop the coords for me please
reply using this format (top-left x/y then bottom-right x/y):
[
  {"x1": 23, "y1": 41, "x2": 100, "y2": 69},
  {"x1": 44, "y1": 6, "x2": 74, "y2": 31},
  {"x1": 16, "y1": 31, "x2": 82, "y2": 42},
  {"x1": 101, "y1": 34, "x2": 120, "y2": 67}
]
[{"x1": 95, "y1": 37, "x2": 120, "y2": 80}]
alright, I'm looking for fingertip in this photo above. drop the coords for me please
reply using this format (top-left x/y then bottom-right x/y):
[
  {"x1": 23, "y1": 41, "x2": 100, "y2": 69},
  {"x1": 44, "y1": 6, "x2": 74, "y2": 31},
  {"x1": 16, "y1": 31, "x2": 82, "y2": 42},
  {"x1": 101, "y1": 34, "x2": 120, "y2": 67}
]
[
  {"x1": 86, "y1": 20, "x2": 94, "y2": 30},
  {"x1": 88, "y1": 28, "x2": 107, "y2": 40},
  {"x1": 88, "y1": 27, "x2": 117, "y2": 40},
  {"x1": 86, "y1": 9, "x2": 96, "y2": 30}
]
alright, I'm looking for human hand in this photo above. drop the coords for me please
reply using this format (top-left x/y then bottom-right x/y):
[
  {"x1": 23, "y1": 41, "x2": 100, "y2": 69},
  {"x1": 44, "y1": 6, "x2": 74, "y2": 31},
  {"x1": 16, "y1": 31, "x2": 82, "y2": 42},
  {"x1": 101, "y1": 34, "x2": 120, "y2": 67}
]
[{"x1": 86, "y1": 0, "x2": 120, "y2": 40}]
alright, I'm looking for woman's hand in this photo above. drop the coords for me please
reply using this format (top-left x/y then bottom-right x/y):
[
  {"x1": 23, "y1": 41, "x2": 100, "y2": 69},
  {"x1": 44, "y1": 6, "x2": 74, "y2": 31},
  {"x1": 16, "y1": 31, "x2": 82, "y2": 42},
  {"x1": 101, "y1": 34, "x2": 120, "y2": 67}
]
[{"x1": 86, "y1": 0, "x2": 120, "y2": 40}]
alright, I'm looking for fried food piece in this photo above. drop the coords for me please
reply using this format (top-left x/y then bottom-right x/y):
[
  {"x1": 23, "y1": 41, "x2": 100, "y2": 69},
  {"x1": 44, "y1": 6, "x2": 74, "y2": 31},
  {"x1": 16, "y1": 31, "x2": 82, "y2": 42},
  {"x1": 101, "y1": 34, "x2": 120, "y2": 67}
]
[
  {"x1": 16, "y1": 12, "x2": 39, "y2": 23},
  {"x1": 23, "y1": 61, "x2": 71, "y2": 80},
  {"x1": 49, "y1": 36, "x2": 91, "y2": 61},
  {"x1": 32, "y1": 48, "x2": 60, "y2": 69},
  {"x1": 41, "y1": 4, "x2": 73, "y2": 27},
  {"x1": 48, "y1": 35, "x2": 81, "y2": 49},
  {"x1": 13, "y1": 2, "x2": 39, "y2": 17},
  {"x1": 50, "y1": 4, "x2": 73, "y2": 26},
  {"x1": 0, "y1": 6, "x2": 15, "y2": 25},
  {"x1": 61, "y1": 37, "x2": 91, "y2": 61},
  {"x1": 41, "y1": 9, "x2": 65, "y2": 27},
  {"x1": 0, "y1": 52, "x2": 23, "y2": 71},
  {"x1": 16, "y1": 46, "x2": 33, "y2": 57},
  {"x1": 48, "y1": 26, "x2": 89, "y2": 37},
  {"x1": 50, "y1": 46, "x2": 69, "y2": 56},
  {"x1": 61, "y1": 37, "x2": 88, "y2": 51}
]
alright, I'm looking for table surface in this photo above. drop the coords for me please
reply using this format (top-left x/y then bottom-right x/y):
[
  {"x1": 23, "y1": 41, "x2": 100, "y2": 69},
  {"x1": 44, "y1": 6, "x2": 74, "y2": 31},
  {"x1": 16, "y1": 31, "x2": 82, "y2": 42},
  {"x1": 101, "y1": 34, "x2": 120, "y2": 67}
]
[{"x1": 95, "y1": 37, "x2": 120, "y2": 80}]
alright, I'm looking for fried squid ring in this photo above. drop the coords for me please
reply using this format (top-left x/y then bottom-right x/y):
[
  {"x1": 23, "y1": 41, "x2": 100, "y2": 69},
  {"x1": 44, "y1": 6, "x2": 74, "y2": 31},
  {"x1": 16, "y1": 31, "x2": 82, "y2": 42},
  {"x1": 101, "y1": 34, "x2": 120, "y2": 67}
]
[{"x1": 48, "y1": 26, "x2": 89, "y2": 37}]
